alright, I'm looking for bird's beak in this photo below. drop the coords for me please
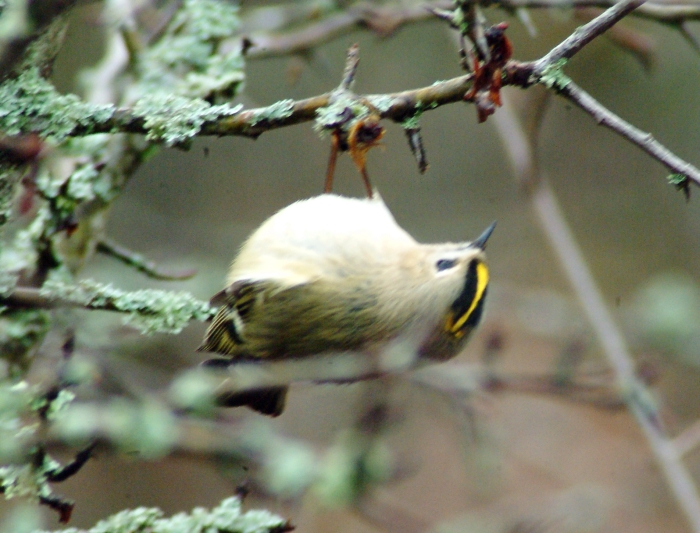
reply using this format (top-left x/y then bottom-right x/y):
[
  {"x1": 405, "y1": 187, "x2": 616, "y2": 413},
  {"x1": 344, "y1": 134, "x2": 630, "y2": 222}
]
[{"x1": 471, "y1": 221, "x2": 497, "y2": 250}]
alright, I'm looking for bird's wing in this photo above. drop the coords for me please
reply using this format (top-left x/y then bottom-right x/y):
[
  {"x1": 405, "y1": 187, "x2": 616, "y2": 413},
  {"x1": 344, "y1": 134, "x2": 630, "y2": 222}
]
[{"x1": 197, "y1": 279, "x2": 269, "y2": 357}]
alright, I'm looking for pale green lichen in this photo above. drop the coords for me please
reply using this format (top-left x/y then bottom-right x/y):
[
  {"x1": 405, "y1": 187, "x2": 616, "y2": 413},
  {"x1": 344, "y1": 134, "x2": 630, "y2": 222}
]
[
  {"x1": 0, "y1": 309, "x2": 50, "y2": 374},
  {"x1": 53, "y1": 398, "x2": 178, "y2": 458},
  {"x1": 35, "y1": 496, "x2": 288, "y2": 533},
  {"x1": 0, "y1": 381, "x2": 73, "y2": 501},
  {"x1": 366, "y1": 95, "x2": 395, "y2": 113},
  {"x1": 39, "y1": 390, "x2": 75, "y2": 421},
  {"x1": 401, "y1": 113, "x2": 421, "y2": 130},
  {"x1": 35, "y1": 162, "x2": 117, "y2": 224},
  {"x1": 133, "y1": 0, "x2": 245, "y2": 101},
  {"x1": 538, "y1": 58, "x2": 571, "y2": 89},
  {"x1": 314, "y1": 93, "x2": 370, "y2": 133},
  {"x1": 250, "y1": 99, "x2": 294, "y2": 126},
  {"x1": 0, "y1": 68, "x2": 115, "y2": 141},
  {"x1": 313, "y1": 428, "x2": 393, "y2": 507},
  {"x1": 0, "y1": 270, "x2": 18, "y2": 298},
  {"x1": 667, "y1": 173, "x2": 688, "y2": 186},
  {"x1": 0, "y1": 381, "x2": 36, "y2": 463},
  {"x1": 168, "y1": 369, "x2": 219, "y2": 414},
  {"x1": 239, "y1": 420, "x2": 316, "y2": 498},
  {"x1": 39, "y1": 278, "x2": 215, "y2": 334},
  {"x1": 132, "y1": 94, "x2": 242, "y2": 146},
  {"x1": 0, "y1": 0, "x2": 30, "y2": 41},
  {"x1": 0, "y1": 164, "x2": 23, "y2": 224},
  {"x1": 0, "y1": 204, "x2": 51, "y2": 274}
]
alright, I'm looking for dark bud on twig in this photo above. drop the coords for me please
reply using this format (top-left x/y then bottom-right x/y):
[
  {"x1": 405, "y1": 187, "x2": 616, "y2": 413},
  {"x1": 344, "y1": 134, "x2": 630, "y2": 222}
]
[{"x1": 404, "y1": 127, "x2": 428, "y2": 174}]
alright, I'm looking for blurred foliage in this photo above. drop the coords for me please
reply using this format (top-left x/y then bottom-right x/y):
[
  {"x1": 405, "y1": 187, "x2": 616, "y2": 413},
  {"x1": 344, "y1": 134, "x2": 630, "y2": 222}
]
[{"x1": 628, "y1": 272, "x2": 700, "y2": 368}]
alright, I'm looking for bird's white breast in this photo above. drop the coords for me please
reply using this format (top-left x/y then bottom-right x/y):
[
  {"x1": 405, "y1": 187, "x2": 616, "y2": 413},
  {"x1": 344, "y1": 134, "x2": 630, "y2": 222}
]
[{"x1": 228, "y1": 194, "x2": 417, "y2": 286}]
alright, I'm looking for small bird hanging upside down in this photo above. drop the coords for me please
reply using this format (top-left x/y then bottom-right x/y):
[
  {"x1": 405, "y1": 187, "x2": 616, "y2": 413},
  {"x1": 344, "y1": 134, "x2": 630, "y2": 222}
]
[{"x1": 198, "y1": 193, "x2": 495, "y2": 416}]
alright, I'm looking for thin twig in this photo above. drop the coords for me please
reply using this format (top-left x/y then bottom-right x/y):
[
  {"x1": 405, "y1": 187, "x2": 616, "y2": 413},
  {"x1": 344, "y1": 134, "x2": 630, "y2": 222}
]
[
  {"x1": 497, "y1": 0, "x2": 700, "y2": 22},
  {"x1": 532, "y1": 0, "x2": 646, "y2": 75},
  {"x1": 97, "y1": 238, "x2": 197, "y2": 281},
  {"x1": 242, "y1": 0, "x2": 700, "y2": 62},
  {"x1": 404, "y1": 128, "x2": 429, "y2": 174},
  {"x1": 245, "y1": 3, "x2": 450, "y2": 59},
  {"x1": 552, "y1": 78, "x2": 700, "y2": 187},
  {"x1": 339, "y1": 43, "x2": 360, "y2": 91}
]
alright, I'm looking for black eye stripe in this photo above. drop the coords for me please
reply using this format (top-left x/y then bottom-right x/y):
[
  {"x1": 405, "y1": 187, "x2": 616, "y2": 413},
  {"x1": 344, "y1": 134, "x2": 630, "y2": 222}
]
[
  {"x1": 436, "y1": 258, "x2": 457, "y2": 271},
  {"x1": 449, "y1": 259, "x2": 487, "y2": 330}
]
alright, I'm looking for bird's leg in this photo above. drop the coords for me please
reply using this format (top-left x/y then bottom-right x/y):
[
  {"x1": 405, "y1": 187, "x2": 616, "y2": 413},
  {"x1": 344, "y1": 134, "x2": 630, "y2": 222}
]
[{"x1": 324, "y1": 132, "x2": 341, "y2": 193}]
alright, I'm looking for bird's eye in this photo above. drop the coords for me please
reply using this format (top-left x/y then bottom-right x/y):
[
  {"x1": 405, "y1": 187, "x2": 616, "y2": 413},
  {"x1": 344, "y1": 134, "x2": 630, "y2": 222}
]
[{"x1": 436, "y1": 258, "x2": 457, "y2": 271}]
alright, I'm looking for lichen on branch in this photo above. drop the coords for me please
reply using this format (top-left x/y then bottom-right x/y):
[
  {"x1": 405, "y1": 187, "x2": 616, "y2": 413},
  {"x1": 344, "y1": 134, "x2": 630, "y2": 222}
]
[
  {"x1": 39, "y1": 278, "x2": 215, "y2": 334},
  {"x1": 34, "y1": 496, "x2": 292, "y2": 533}
]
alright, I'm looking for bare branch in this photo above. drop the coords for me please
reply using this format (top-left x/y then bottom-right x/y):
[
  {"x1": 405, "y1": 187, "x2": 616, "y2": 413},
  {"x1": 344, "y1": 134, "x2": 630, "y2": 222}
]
[
  {"x1": 97, "y1": 238, "x2": 197, "y2": 281},
  {"x1": 245, "y1": 2, "x2": 450, "y2": 59},
  {"x1": 498, "y1": 0, "x2": 700, "y2": 22},
  {"x1": 532, "y1": 0, "x2": 646, "y2": 75},
  {"x1": 242, "y1": 0, "x2": 699, "y2": 64},
  {"x1": 553, "y1": 78, "x2": 700, "y2": 187}
]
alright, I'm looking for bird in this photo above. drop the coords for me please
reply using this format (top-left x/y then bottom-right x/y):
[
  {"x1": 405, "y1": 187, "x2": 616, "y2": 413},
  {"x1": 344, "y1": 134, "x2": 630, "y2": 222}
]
[{"x1": 197, "y1": 193, "x2": 495, "y2": 416}]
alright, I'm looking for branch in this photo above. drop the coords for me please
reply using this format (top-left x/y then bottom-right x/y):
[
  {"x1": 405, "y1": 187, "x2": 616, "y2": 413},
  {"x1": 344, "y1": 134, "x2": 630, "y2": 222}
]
[
  {"x1": 532, "y1": 0, "x2": 646, "y2": 75},
  {"x1": 2, "y1": 281, "x2": 215, "y2": 334},
  {"x1": 242, "y1": 0, "x2": 700, "y2": 62},
  {"x1": 553, "y1": 78, "x2": 700, "y2": 189},
  {"x1": 500, "y1": 0, "x2": 700, "y2": 22},
  {"x1": 244, "y1": 2, "x2": 451, "y2": 59},
  {"x1": 3, "y1": 0, "x2": 696, "y2": 192},
  {"x1": 65, "y1": 76, "x2": 477, "y2": 140},
  {"x1": 97, "y1": 238, "x2": 197, "y2": 281}
]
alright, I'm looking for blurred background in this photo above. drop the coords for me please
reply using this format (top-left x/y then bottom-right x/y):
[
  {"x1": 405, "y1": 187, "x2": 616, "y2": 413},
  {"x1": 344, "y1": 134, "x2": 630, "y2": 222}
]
[{"x1": 4, "y1": 1, "x2": 700, "y2": 532}]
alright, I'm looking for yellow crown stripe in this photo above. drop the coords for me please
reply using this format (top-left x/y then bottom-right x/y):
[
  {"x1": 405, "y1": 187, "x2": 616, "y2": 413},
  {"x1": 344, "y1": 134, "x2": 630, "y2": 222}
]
[{"x1": 450, "y1": 261, "x2": 489, "y2": 333}]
